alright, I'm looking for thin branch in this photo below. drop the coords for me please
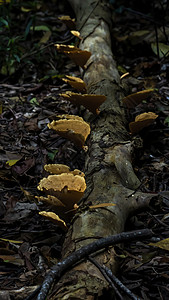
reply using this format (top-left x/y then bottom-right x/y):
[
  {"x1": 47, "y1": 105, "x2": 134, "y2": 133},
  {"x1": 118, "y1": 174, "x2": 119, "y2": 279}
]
[
  {"x1": 103, "y1": 265, "x2": 141, "y2": 300},
  {"x1": 88, "y1": 256, "x2": 124, "y2": 300},
  {"x1": 35, "y1": 229, "x2": 152, "y2": 300}
]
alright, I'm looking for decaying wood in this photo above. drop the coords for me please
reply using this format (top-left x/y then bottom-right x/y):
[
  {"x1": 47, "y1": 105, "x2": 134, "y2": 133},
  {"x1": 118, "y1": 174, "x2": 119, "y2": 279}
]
[{"x1": 40, "y1": 1, "x2": 155, "y2": 299}]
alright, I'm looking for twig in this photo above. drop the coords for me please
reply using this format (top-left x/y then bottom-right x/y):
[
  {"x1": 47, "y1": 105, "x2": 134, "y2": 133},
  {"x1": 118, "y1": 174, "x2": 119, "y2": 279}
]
[
  {"x1": 88, "y1": 256, "x2": 123, "y2": 300},
  {"x1": 34, "y1": 229, "x2": 152, "y2": 300},
  {"x1": 24, "y1": 286, "x2": 41, "y2": 300},
  {"x1": 103, "y1": 265, "x2": 141, "y2": 300}
]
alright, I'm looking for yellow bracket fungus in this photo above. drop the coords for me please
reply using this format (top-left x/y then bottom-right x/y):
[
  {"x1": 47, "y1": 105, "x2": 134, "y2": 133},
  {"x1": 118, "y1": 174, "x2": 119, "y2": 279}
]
[
  {"x1": 60, "y1": 91, "x2": 106, "y2": 114},
  {"x1": 48, "y1": 114, "x2": 90, "y2": 148}
]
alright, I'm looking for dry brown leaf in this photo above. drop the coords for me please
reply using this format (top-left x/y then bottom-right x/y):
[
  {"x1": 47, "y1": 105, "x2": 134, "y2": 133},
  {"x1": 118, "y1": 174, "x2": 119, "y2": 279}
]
[
  {"x1": 39, "y1": 211, "x2": 68, "y2": 231},
  {"x1": 149, "y1": 238, "x2": 169, "y2": 251},
  {"x1": 60, "y1": 91, "x2": 106, "y2": 114},
  {"x1": 89, "y1": 203, "x2": 116, "y2": 209},
  {"x1": 48, "y1": 114, "x2": 90, "y2": 147},
  {"x1": 123, "y1": 89, "x2": 154, "y2": 108},
  {"x1": 129, "y1": 112, "x2": 158, "y2": 134}
]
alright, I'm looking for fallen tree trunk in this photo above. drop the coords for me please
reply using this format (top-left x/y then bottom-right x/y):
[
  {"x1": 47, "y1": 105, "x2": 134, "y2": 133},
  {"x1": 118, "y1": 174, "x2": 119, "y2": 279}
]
[{"x1": 40, "y1": 1, "x2": 155, "y2": 299}]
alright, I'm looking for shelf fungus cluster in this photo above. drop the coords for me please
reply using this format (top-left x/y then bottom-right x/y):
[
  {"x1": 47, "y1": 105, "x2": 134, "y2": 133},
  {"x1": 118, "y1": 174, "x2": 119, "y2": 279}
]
[
  {"x1": 37, "y1": 164, "x2": 86, "y2": 231},
  {"x1": 48, "y1": 114, "x2": 90, "y2": 148},
  {"x1": 55, "y1": 43, "x2": 106, "y2": 114}
]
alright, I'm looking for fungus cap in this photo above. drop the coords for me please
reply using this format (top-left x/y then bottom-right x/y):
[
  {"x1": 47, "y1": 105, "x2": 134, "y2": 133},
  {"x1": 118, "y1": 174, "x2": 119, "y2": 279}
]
[
  {"x1": 39, "y1": 211, "x2": 68, "y2": 231},
  {"x1": 55, "y1": 44, "x2": 79, "y2": 52},
  {"x1": 36, "y1": 195, "x2": 66, "y2": 207},
  {"x1": 37, "y1": 173, "x2": 86, "y2": 208},
  {"x1": 129, "y1": 112, "x2": 158, "y2": 134},
  {"x1": 44, "y1": 164, "x2": 85, "y2": 177},
  {"x1": 60, "y1": 91, "x2": 106, "y2": 114},
  {"x1": 48, "y1": 115, "x2": 90, "y2": 147},
  {"x1": 62, "y1": 76, "x2": 86, "y2": 92}
]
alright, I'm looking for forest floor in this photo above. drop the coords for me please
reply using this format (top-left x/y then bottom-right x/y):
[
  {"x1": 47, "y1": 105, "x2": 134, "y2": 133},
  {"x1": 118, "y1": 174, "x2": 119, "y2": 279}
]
[{"x1": 0, "y1": 0, "x2": 169, "y2": 299}]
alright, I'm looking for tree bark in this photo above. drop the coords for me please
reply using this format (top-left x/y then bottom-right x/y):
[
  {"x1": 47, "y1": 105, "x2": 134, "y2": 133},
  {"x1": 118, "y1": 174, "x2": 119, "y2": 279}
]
[{"x1": 51, "y1": 1, "x2": 153, "y2": 299}]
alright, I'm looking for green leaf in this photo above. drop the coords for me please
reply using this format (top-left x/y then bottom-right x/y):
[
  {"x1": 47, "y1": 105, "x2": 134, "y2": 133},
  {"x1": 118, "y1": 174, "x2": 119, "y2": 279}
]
[
  {"x1": 47, "y1": 150, "x2": 58, "y2": 161},
  {"x1": 30, "y1": 25, "x2": 50, "y2": 32},
  {"x1": 30, "y1": 97, "x2": 39, "y2": 106},
  {"x1": 24, "y1": 18, "x2": 33, "y2": 39},
  {"x1": 164, "y1": 116, "x2": 169, "y2": 126},
  {"x1": 0, "y1": 18, "x2": 9, "y2": 27},
  {"x1": 14, "y1": 54, "x2": 20, "y2": 63},
  {"x1": 0, "y1": 65, "x2": 8, "y2": 75},
  {"x1": 6, "y1": 159, "x2": 19, "y2": 166}
]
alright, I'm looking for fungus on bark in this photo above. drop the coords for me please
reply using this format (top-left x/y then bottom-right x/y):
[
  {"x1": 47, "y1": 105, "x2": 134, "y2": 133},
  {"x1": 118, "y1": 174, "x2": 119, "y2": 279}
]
[
  {"x1": 60, "y1": 91, "x2": 106, "y2": 114},
  {"x1": 48, "y1": 114, "x2": 90, "y2": 148},
  {"x1": 129, "y1": 112, "x2": 158, "y2": 134},
  {"x1": 55, "y1": 44, "x2": 91, "y2": 68},
  {"x1": 62, "y1": 75, "x2": 86, "y2": 92},
  {"x1": 44, "y1": 163, "x2": 85, "y2": 177},
  {"x1": 39, "y1": 211, "x2": 68, "y2": 231},
  {"x1": 37, "y1": 173, "x2": 86, "y2": 209},
  {"x1": 122, "y1": 89, "x2": 155, "y2": 108}
]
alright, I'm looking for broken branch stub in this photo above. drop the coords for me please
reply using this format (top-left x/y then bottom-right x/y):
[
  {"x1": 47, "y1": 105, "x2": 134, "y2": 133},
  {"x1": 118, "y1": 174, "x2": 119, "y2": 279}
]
[
  {"x1": 48, "y1": 114, "x2": 90, "y2": 148},
  {"x1": 60, "y1": 91, "x2": 106, "y2": 114}
]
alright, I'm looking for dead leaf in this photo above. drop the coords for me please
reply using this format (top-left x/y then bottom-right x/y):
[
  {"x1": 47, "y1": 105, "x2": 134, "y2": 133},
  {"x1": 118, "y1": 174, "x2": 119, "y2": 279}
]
[
  {"x1": 39, "y1": 31, "x2": 52, "y2": 44},
  {"x1": 151, "y1": 42, "x2": 169, "y2": 59},
  {"x1": 89, "y1": 203, "x2": 116, "y2": 209},
  {"x1": 149, "y1": 238, "x2": 169, "y2": 251}
]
